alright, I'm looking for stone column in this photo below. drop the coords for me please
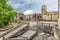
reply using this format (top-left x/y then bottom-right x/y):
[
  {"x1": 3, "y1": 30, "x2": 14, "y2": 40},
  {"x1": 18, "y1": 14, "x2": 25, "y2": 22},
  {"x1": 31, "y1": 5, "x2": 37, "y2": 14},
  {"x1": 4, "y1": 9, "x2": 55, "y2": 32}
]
[
  {"x1": 58, "y1": 0, "x2": 60, "y2": 18},
  {"x1": 54, "y1": 1, "x2": 60, "y2": 40},
  {"x1": 58, "y1": 0, "x2": 60, "y2": 28}
]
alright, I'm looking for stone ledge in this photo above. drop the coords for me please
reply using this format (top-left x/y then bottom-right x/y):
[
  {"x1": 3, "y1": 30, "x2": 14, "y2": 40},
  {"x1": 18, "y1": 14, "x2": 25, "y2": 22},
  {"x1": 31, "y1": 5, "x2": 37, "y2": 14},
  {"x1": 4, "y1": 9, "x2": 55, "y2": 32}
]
[{"x1": 0, "y1": 25, "x2": 13, "y2": 31}]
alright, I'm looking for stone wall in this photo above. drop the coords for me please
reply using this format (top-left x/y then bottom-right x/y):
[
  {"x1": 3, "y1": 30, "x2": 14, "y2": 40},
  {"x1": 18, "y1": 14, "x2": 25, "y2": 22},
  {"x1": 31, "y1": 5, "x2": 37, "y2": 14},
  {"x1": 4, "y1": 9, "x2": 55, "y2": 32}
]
[{"x1": 42, "y1": 14, "x2": 58, "y2": 21}]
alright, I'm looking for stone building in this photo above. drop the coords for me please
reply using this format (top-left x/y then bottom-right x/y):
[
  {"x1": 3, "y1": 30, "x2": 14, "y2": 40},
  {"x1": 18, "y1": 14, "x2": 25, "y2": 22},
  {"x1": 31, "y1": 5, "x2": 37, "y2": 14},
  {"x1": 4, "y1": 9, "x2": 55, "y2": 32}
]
[
  {"x1": 41, "y1": 5, "x2": 58, "y2": 21},
  {"x1": 24, "y1": 14, "x2": 33, "y2": 21},
  {"x1": 14, "y1": 4, "x2": 58, "y2": 22},
  {"x1": 14, "y1": 12, "x2": 24, "y2": 23}
]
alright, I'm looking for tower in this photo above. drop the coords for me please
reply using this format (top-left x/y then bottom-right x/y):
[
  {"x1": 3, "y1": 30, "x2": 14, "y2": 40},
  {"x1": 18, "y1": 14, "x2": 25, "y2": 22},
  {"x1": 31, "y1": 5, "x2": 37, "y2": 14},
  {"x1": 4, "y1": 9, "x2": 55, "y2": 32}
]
[{"x1": 41, "y1": 5, "x2": 47, "y2": 15}]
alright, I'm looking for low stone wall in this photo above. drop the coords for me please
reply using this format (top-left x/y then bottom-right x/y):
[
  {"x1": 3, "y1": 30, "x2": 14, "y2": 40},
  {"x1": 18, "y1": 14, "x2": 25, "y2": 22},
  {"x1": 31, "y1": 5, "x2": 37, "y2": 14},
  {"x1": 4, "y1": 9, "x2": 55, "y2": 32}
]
[{"x1": 0, "y1": 25, "x2": 13, "y2": 31}]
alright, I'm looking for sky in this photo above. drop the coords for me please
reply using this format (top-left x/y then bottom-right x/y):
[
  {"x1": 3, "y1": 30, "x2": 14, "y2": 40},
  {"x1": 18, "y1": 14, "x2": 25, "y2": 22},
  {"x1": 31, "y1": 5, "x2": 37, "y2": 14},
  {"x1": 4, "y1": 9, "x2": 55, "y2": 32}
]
[{"x1": 8, "y1": 0, "x2": 58, "y2": 13}]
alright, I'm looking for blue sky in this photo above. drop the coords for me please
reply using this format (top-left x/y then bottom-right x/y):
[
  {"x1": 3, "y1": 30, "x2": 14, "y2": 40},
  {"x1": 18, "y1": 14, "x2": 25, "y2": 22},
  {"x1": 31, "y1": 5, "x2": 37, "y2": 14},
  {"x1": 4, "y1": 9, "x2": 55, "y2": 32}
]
[{"x1": 8, "y1": 0, "x2": 58, "y2": 13}]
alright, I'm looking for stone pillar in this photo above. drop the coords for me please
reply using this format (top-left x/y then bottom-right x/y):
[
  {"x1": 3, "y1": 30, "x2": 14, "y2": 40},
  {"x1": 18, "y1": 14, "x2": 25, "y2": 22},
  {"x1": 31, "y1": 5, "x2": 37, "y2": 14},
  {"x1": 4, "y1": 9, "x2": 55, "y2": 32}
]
[
  {"x1": 54, "y1": 0, "x2": 60, "y2": 40},
  {"x1": 58, "y1": 0, "x2": 60, "y2": 28},
  {"x1": 58, "y1": 18, "x2": 60, "y2": 28},
  {"x1": 58, "y1": 0, "x2": 60, "y2": 18},
  {"x1": 55, "y1": 0, "x2": 60, "y2": 39},
  {"x1": 58, "y1": 1, "x2": 60, "y2": 39}
]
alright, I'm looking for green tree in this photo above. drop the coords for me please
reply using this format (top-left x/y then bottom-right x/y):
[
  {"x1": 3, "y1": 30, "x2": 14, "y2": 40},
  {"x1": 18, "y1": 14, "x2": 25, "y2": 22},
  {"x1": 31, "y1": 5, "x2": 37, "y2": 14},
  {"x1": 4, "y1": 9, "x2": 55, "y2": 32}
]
[{"x1": 0, "y1": 0, "x2": 17, "y2": 27}]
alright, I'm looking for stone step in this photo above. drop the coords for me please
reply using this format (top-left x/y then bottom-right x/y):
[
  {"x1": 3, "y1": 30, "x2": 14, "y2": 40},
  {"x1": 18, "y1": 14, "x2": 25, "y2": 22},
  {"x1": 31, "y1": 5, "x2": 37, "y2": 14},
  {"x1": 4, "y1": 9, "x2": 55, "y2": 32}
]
[{"x1": 3, "y1": 24, "x2": 28, "y2": 38}]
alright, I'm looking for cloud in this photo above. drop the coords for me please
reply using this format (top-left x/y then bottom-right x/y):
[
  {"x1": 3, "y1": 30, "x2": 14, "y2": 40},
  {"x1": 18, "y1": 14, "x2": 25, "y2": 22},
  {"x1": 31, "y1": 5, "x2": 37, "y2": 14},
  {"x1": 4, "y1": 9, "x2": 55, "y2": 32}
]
[
  {"x1": 44, "y1": 0, "x2": 58, "y2": 12},
  {"x1": 23, "y1": 10, "x2": 34, "y2": 15},
  {"x1": 8, "y1": 0, "x2": 58, "y2": 13}
]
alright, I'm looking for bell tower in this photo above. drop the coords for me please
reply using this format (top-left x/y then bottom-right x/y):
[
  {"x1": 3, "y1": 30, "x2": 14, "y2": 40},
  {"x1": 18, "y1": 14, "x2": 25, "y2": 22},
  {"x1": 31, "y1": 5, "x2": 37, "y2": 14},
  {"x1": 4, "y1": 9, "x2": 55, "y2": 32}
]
[{"x1": 41, "y1": 5, "x2": 47, "y2": 15}]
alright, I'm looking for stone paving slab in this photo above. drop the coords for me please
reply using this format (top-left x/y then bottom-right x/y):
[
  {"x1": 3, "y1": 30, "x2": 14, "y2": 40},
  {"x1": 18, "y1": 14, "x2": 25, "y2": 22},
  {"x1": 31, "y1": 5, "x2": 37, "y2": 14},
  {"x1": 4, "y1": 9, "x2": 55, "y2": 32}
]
[{"x1": 21, "y1": 30, "x2": 37, "y2": 39}]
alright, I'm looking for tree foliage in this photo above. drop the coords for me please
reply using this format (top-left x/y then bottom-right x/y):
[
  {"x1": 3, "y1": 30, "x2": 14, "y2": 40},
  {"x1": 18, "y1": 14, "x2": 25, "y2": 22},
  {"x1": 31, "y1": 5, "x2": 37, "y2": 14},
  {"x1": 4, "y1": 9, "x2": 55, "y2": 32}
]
[{"x1": 0, "y1": 0, "x2": 17, "y2": 27}]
